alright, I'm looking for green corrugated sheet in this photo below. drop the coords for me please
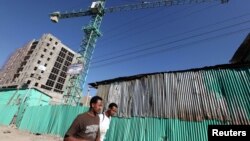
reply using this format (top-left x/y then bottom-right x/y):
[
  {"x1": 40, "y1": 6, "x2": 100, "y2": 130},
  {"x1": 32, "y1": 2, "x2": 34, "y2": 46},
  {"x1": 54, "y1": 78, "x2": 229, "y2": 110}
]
[
  {"x1": 19, "y1": 105, "x2": 89, "y2": 136},
  {"x1": 204, "y1": 68, "x2": 250, "y2": 124},
  {"x1": 0, "y1": 88, "x2": 51, "y2": 106},
  {"x1": 105, "y1": 117, "x2": 225, "y2": 141},
  {"x1": 0, "y1": 105, "x2": 18, "y2": 125},
  {"x1": 0, "y1": 88, "x2": 51, "y2": 126}
]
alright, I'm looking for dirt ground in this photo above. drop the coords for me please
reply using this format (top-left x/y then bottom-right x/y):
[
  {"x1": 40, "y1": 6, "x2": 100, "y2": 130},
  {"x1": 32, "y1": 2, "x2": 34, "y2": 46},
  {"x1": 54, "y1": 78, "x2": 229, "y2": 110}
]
[{"x1": 0, "y1": 125, "x2": 63, "y2": 141}]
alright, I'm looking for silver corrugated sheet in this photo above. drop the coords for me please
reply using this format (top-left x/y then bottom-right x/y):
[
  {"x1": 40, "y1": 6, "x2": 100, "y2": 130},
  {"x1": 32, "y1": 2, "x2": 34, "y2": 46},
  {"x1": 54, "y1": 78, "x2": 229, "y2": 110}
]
[{"x1": 97, "y1": 66, "x2": 250, "y2": 124}]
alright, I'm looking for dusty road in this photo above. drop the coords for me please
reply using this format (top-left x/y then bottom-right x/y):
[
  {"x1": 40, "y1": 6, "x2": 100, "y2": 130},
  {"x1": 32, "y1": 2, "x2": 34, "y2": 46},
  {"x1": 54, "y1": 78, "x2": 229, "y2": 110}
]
[{"x1": 0, "y1": 125, "x2": 63, "y2": 141}]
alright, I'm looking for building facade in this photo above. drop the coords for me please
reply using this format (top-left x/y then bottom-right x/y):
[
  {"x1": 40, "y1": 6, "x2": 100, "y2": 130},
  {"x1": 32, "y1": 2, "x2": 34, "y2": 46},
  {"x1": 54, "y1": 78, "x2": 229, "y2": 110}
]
[
  {"x1": 0, "y1": 33, "x2": 80, "y2": 103},
  {"x1": 230, "y1": 33, "x2": 250, "y2": 63}
]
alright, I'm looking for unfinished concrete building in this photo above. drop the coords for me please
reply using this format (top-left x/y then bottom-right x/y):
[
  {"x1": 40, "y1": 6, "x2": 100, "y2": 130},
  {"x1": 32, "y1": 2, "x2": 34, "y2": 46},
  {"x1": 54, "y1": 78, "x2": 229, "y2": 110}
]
[
  {"x1": 0, "y1": 42, "x2": 33, "y2": 86},
  {"x1": 0, "y1": 33, "x2": 80, "y2": 103}
]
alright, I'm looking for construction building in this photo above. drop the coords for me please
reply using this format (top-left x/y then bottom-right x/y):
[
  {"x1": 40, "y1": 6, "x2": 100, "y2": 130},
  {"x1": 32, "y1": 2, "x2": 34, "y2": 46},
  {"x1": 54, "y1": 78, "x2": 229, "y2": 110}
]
[
  {"x1": 230, "y1": 33, "x2": 250, "y2": 63},
  {"x1": 79, "y1": 95, "x2": 92, "y2": 106},
  {"x1": 0, "y1": 33, "x2": 80, "y2": 103}
]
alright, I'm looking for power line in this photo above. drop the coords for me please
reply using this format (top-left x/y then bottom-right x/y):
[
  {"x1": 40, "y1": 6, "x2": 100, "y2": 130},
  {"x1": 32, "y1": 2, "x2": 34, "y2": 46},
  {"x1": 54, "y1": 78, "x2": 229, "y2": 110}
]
[
  {"x1": 103, "y1": 3, "x2": 162, "y2": 33},
  {"x1": 102, "y1": 5, "x2": 194, "y2": 38},
  {"x1": 90, "y1": 26, "x2": 250, "y2": 69},
  {"x1": 103, "y1": 0, "x2": 197, "y2": 34},
  {"x1": 92, "y1": 19, "x2": 250, "y2": 64},
  {"x1": 71, "y1": 2, "x2": 219, "y2": 58},
  {"x1": 93, "y1": 12, "x2": 250, "y2": 60},
  {"x1": 100, "y1": 3, "x2": 219, "y2": 45}
]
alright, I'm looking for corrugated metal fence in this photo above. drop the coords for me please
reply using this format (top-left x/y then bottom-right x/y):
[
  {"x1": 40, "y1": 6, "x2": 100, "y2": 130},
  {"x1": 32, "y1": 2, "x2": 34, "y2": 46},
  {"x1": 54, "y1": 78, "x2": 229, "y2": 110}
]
[
  {"x1": 0, "y1": 88, "x2": 51, "y2": 106},
  {"x1": 97, "y1": 67, "x2": 250, "y2": 125},
  {"x1": 18, "y1": 105, "x2": 89, "y2": 136},
  {"x1": 0, "y1": 105, "x2": 18, "y2": 125},
  {"x1": 105, "y1": 117, "x2": 225, "y2": 141},
  {"x1": 0, "y1": 104, "x2": 238, "y2": 141}
]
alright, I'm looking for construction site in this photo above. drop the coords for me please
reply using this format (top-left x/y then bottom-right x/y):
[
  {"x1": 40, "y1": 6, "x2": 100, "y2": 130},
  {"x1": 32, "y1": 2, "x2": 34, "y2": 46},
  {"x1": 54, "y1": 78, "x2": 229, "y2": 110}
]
[{"x1": 0, "y1": 0, "x2": 250, "y2": 141}]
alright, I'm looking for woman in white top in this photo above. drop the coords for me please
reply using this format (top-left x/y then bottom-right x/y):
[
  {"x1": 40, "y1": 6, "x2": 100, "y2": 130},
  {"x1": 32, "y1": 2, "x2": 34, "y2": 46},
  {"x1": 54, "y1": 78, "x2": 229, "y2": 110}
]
[{"x1": 99, "y1": 103, "x2": 118, "y2": 141}]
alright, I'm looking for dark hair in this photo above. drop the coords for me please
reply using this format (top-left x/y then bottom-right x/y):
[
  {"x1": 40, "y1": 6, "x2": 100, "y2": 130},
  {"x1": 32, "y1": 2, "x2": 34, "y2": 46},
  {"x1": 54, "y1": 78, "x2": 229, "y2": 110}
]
[
  {"x1": 108, "y1": 103, "x2": 118, "y2": 109},
  {"x1": 89, "y1": 96, "x2": 102, "y2": 108}
]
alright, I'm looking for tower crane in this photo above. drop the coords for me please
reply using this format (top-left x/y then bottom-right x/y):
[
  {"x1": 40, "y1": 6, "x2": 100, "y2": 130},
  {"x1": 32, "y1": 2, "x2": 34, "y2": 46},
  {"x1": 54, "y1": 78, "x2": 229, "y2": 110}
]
[{"x1": 50, "y1": 0, "x2": 229, "y2": 106}]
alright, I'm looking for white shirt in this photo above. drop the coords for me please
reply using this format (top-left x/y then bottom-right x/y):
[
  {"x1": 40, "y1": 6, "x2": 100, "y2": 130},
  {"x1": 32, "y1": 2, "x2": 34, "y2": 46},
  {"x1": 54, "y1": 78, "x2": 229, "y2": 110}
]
[{"x1": 99, "y1": 113, "x2": 111, "y2": 141}]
